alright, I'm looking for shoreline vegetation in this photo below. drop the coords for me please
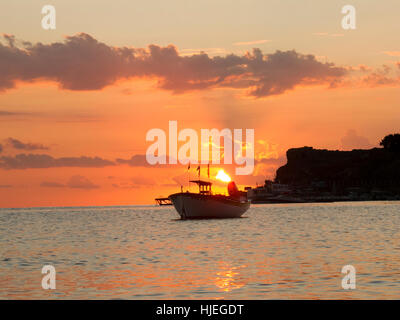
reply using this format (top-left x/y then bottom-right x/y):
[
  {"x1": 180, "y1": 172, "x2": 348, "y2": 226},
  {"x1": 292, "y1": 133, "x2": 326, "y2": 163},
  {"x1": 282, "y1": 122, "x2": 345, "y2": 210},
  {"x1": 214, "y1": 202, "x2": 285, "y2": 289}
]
[{"x1": 247, "y1": 134, "x2": 400, "y2": 204}]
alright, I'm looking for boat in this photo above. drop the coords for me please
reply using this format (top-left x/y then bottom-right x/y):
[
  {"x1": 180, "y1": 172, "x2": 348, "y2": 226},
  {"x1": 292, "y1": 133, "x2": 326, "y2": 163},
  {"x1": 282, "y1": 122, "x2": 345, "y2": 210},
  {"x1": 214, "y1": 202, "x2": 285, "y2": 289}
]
[
  {"x1": 168, "y1": 179, "x2": 250, "y2": 219},
  {"x1": 154, "y1": 197, "x2": 173, "y2": 206}
]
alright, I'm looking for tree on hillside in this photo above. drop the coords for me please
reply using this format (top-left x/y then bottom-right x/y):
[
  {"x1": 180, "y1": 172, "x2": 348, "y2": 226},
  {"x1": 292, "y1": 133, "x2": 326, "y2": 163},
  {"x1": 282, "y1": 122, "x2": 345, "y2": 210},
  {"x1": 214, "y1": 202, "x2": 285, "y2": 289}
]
[{"x1": 380, "y1": 134, "x2": 400, "y2": 151}]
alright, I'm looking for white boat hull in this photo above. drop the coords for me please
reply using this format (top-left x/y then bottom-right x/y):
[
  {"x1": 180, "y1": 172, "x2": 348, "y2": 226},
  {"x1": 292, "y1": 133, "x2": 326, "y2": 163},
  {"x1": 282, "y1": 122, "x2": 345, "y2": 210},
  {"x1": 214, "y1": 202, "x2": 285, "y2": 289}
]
[{"x1": 168, "y1": 193, "x2": 250, "y2": 219}]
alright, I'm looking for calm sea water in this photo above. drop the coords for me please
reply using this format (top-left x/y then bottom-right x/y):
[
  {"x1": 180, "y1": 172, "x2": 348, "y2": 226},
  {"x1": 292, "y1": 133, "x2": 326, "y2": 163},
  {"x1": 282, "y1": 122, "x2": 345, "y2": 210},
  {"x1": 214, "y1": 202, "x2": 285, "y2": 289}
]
[{"x1": 1, "y1": 202, "x2": 400, "y2": 299}]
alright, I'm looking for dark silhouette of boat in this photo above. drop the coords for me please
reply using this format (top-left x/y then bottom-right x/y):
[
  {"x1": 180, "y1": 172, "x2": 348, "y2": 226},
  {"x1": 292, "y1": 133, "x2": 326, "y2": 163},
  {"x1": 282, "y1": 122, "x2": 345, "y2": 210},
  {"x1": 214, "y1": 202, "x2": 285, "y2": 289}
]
[{"x1": 168, "y1": 180, "x2": 250, "y2": 219}]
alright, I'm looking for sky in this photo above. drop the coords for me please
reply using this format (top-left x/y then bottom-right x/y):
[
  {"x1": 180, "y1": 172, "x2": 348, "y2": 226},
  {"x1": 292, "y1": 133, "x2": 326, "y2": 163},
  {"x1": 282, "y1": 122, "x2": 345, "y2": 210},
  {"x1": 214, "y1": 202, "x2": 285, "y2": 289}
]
[{"x1": 0, "y1": 0, "x2": 399, "y2": 207}]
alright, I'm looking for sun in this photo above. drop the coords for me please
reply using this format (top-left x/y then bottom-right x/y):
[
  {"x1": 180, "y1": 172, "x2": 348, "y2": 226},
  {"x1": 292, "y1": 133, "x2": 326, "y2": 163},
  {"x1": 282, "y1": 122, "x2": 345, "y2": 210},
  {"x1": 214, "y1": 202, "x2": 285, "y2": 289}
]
[{"x1": 215, "y1": 169, "x2": 231, "y2": 183}]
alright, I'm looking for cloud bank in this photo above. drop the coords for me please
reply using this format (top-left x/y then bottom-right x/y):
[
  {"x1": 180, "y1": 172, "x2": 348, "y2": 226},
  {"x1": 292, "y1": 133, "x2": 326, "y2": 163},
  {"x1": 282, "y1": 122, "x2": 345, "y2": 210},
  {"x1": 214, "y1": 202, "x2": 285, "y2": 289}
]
[
  {"x1": 0, "y1": 153, "x2": 114, "y2": 169},
  {"x1": 41, "y1": 176, "x2": 99, "y2": 189},
  {"x1": 67, "y1": 175, "x2": 99, "y2": 189},
  {"x1": 40, "y1": 181, "x2": 65, "y2": 188},
  {"x1": 0, "y1": 33, "x2": 347, "y2": 97},
  {"x1": 6, "y1": 137, "x2": 49, "y2": 151}
]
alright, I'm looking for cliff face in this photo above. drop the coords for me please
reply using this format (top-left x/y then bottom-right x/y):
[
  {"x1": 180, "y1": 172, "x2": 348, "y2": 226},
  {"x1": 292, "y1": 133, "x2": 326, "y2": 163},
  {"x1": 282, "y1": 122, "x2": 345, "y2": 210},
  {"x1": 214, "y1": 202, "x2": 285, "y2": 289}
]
[{"x1": 275, "y1": 147, "x2": 400, "y2": 186}]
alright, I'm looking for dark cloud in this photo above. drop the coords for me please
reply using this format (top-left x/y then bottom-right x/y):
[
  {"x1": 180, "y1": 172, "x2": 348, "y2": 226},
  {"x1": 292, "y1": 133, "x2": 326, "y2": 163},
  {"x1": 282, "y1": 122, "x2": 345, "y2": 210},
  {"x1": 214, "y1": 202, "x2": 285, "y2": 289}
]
[
  {"x1": 116, "y1": 154, "x2": 180, "y2": 167},
  {"x1": 0, "y1": 33, "x2": 347, "y2": 97},
  {"x1": 6, "y1": 137, "x2": 49, "y2": 151},
  {"x1": 0, "y1": 110, "x2": 102, "y2": 124},
  {"x1": 67, "y1": 175, "x2": 99, "y2": 189},
  {"x1": 41, "y1": 178, "x2": 99, "y2": 189},
  {"x1": 0, "y1": 143, "x2": 2, "y2": 153},
  {"x1": 0, "y1": 153, "x2": 115, "y2": 169},
  {"x1": 0, "y1": 111, "x2": 20, "y2": 116},
  {"x1": 40, "y1": 181, "x2": 65, "y2": 188},
  {"x1": 116, "y1": 154, "x2": 150, "y2": 167},
  {"x1": 0, "y1": 184, "x2": 12, "y2": 188},
  {"x1": 0, "y1": 110, "x2": 38, "y2": 117},
  {"x1": 0, "y1": 110, "x2": 41, "y2": 123},
  {"x1": 255, "y1": 156, "x2": 286, "y2": 166},
  {"x1": 341, "y1": 130, "x2": 373, "y2": 150}
]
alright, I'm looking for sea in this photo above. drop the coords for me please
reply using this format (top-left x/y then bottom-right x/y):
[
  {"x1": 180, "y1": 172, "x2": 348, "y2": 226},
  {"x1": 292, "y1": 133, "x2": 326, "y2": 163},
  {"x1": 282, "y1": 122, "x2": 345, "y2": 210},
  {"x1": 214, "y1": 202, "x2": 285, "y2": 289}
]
[{"x1": 1, "y1": 201, "x2": 400, "y2": 299}]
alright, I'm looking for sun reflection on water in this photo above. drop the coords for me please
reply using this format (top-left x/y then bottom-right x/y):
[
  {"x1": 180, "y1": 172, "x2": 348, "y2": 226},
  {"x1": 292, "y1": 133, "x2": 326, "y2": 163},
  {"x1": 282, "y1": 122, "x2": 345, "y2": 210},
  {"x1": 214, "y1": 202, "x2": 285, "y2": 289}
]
[{"x1": 215, "y1": 264, "x2": 246, "y2": 292}]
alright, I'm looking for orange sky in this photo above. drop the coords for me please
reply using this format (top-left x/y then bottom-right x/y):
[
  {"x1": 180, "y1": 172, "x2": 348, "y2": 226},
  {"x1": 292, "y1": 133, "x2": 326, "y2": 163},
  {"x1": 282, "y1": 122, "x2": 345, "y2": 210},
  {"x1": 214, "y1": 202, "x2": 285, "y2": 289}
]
[{"x1": 1, "y1": 1, "x2": 399, "y2": 207}]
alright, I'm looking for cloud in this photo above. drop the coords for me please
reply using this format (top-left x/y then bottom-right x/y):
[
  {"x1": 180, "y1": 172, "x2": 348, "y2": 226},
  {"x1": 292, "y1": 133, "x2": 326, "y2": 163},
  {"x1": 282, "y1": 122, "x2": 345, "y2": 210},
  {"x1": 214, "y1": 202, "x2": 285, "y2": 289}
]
[
  {"x1": 255, "y1": 156, "x2": 286, "y2": 166},
  {"x1": 112, "y1": 175, "x2": 157, "y2": 189},
  {"x1": 0, "y1": 33, "x2": 347, "y2": 98},
  {"x1": 0, "y1": 110, "x2": 100, "y2": 123},
  {"x1": 0, "y1": 143, "x2": 2, "y2": 153},
  {"x1": 131, "y1": 175, "x2": 156, "y2": 186},
  {"x1": 180, "y1": 47, "x2": 228, "y2": 56},
  {"x1": 336, "y1": 63, "x2": 400, "y2": 89},
  {"x1": 6, "y1": 137, "x2": 49, "y2": 151},
  {"x1": 382, "y1": 51, "x2": 400, "y2": 57},
  {"x1": 116, "y1": 154, "x2": 150, "y2": 167},
  {"x1": 233, "y1": 40, "x2": 270, "y2": 46},
  {"x1": 116, "y1": 154, "x2": 179, "y2": 167},
  {"x1": 41, "y1": 178, "x2": 99, "y2": 189},
  {"x1": 357, "y1": 65, "x2": 372, "y2": 73},
  {"x1": 40, "y1": 181, "x2": 65, "y2": 188},
  {"x1": 112, "y1": 183, "x2": 138, "y2": 189},
  {"x1": 313, "y1": 33, "x2": 344, "y2": 37},
  {"x1": 225, "y1": 49, "x2": 347, "y2": 97},
  {"x1": 67, "y1": 175, "x2": 99, "y2": 189},
  {"x1": 0, "y1": 153, "x2": 115, "y2": 169},
  {"x1": 360, "y1": 64, "x2": 400, "y2": 87},
  {"x1": 341, "y1": 130, "x2": 373, "y2": 150},
  {"x1": 0, "y1": 184, "x2": 12, "y2": 188},
  {"x1": 0, "y1": 110, "x2": 24, "y2": 116}
]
